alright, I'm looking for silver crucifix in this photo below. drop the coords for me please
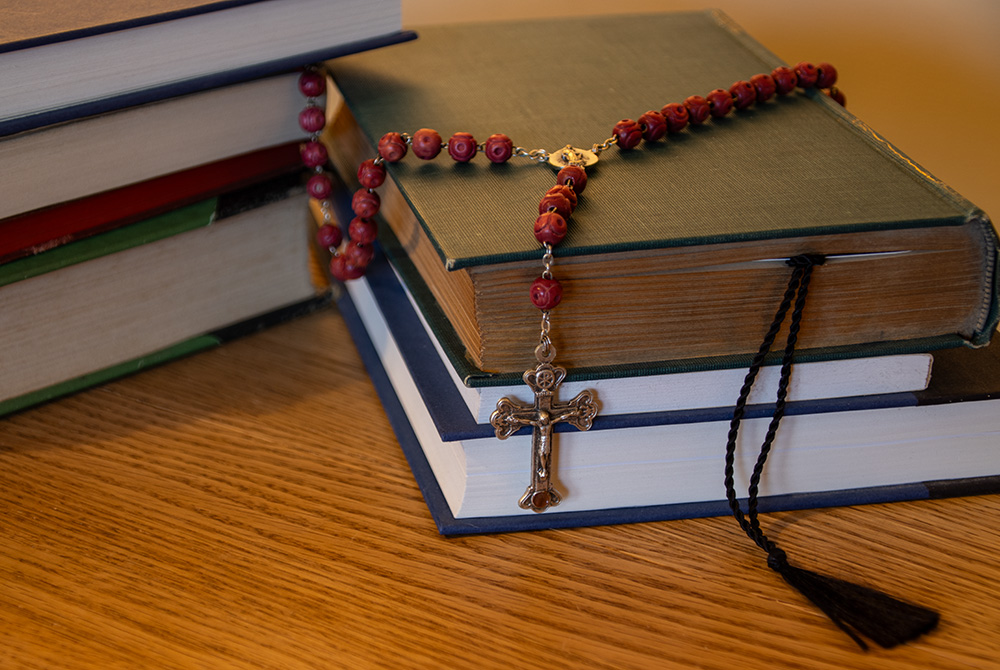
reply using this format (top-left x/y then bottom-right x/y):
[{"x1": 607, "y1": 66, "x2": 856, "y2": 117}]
[{"x1": 490, "y1": 336, "x2": 598, "y2": 512}]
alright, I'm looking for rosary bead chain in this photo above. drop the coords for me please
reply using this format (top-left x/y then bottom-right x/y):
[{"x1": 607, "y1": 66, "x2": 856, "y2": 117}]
[
  {"x1": 611, "y1": 61, "x2": 843, "y2": 153},
  {"x1": 297, "y1": 68, "x2": 348, "y2": 278},
  {"x1": 296, "y1": 69, "x2": 385, "y2": 281},
  {"x1": 301, "y1": 61, "x2": 842, "y2": 284}
]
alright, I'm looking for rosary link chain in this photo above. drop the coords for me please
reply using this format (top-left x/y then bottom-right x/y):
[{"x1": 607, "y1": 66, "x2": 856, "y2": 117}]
[
  {"x1": 513, "y1": 146, "x2": 551, "y2": 163},
  {"x1": 539, "y1": 310, "x2": 551, "y2": 339},
  {"x1": 591, "y1": 134, "x2": 618, "y2": 156},
  {"x1": 536, "y1": 240, "x2": 556, "y2": 364},
  {"x1": 536, "y1": 310, "x2": 554, "y2": 363},
  {"x1": 541, "y1": 242, "x2": 554, "y2": 280}
]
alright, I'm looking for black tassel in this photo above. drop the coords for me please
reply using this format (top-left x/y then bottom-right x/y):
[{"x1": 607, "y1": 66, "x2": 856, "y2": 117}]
[
  {"x1": 767, "y1": 548, "x2": 939, "y2": 650},
  {"x1": 724, "y1": 254, "x2": 939, "y2": 649}
]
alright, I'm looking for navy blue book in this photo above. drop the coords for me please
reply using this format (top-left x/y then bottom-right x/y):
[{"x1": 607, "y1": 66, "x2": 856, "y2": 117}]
[
  {"x1": 1, "y1": 0, "x2": 414, "y2": 137},
  {"x1": 337, "y1": 250, "x2": 1000, "y2": 535}
]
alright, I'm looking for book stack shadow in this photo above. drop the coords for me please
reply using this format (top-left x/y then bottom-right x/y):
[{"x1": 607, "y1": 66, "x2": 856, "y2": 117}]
[
  {"x1": 318, "y1": 12, "x2": 1000, "y2": 534},
  {"x1": 0, "y1": 0, "x2": 412, "y2": 416}
]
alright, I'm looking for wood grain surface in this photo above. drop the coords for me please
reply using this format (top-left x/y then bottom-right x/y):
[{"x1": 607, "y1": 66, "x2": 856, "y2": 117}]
[
  {"x1": 2, "y1": 310, "x2": 999, "y2": 669},
  {"x1": 4, "y1": 3, "x2": 1000, "y2": 666}
]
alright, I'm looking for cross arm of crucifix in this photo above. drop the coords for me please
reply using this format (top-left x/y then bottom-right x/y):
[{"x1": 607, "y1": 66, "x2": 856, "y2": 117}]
[
  {"x1": 550, "y1": 390, "x2": 598, "y2": 430},
  {"x1": 490, "y1": 397, "x2": 538, "y2": 439}
]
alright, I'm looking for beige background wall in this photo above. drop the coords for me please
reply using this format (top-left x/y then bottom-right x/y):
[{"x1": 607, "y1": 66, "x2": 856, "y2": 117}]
[{"x1": 401, "y1": 1, "x2": 1000, "y2": 226}]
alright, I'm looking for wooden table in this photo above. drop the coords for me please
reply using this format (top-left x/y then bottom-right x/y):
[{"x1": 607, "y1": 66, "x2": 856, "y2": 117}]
[
  {"x1": 3, "y1": 309, "x2": 999, "y2": 669},
  {"x1": 5, "y1": 3, "x2": 1000, "y2": 666}
]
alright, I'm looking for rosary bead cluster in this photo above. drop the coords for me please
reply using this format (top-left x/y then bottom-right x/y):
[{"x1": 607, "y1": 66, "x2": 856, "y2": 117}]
[
  {"x1": 611, "y1": 62, "x2": 842, "y2": 151},
  {"x1": 528, "y1": 164, "x2": 587, "y2": 311}
]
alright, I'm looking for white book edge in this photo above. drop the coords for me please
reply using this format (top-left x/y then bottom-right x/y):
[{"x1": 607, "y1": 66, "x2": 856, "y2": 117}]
[
  {"x1": 387, "y1": 264, "x2": 933, "y2": 424},
  {"x1": 0, "y1": 197, "x2": 317, "y2": 402},
  {"x1": 1, "y1": 73, "x2": 306, "y2": 220},
  {"x1": 2, "y1": 0, "x2": 401, "y2": 123},
  {"x1": 347, "y1": 274, "x2": 1000, "y2": 519}
]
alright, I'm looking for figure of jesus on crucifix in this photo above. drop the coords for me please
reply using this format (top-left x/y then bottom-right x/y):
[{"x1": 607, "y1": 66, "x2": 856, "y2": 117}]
[{"x1": 490, "y1": 341, "x2": 599, "y2": 512}]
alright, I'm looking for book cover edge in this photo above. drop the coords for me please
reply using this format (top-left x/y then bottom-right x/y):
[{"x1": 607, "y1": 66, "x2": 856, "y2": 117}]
[
  {"x1": 0, "y1": 0, "x2": 268, "y2": 53},
  {"x1": 0, "y1": 30, "x2": 416, "y2": 138}
]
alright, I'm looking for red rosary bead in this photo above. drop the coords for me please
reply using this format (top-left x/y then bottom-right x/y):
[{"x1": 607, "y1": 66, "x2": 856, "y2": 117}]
[
  {"x1": 307, "y1": 173, "x2": 332, "y2": 199},
  {"x1": 298, "y1": 107, "x2": 325, "y2": 133},
  {"x1": 729, "y1": 80, "x2": 756, "y2": 110},
  {"x1": 683, "y1": 95, "x2": 711, "y2": 125},
  {"x1": 816, "y1": 62, "x2": 838, "y2": 89},
  {"x1": 330, "y1": 255, "x2": 365, "y2": 281},
  {"x1": 750, "y1": 73, "x2": 776, "y2": 103},
  {"x1": 534, "y1": 211, "x2": 568, "y2": 246},
  {"x1": 412, "y1": 128, "x2": 442, "y2": 160},
  {"x1": 530, "y1": 277, "x2": 563, "y2": 310},
  {"x1": 344, "y1": 240, "x2": 375, "y2": 268},
  {"x1": 547, "y1": 184, "x2": 577, "y2": 209},
  {"x1": 301, "y1": 141, "x2": 328, "y2": 168},
  {"x1": 348, "y1": 217, "x2": 378, "y2": 244},
  {"x1": 539, "y1": 191, "x2": 573, "y2": 220},
  {"x1": 794, "y1": 61, "x2": 818, "y2": 88},
  {"x1": 357, "y1": 159, "x2": 386, "y2": 189},
  {"x1": 827, "y1": 87, "x2": 846, "y2": 106},
  {"x1": 638, "y1": 110, "x2": 667, "y2": 142},
  {"x1": 661, "y1": 102, "x2": 689, "y2": 133},
  {"x1": 316, "y1": 223, "x2": 342, "y2": 249},
  {"x1": 705, "y1": 88, "x2": 733, "y2": 118},
  {"x1": 378, "y1": 132, "x2": 408, "y2": 162},
  {"x1": 351, "y1": 189, "x2": 380, "y2": 218},
  {"x1": 484, "y1": 133, "x2": 514, "y2": 163},
  {"x1": 771, "y1": 66, "x2": 797, "y2": 95},
  {"x1": 448, "y1": 132, "x2": 478, "y2": 162},
  {"x1": 298, "y1": 71, "x2": 326, "y2": 97},
  {"x1": 613, "y1": 119, "x2": 643, "y2": 149},
  {"x1": 557, "y1": 166, "x2": 587, "y2": 194}
]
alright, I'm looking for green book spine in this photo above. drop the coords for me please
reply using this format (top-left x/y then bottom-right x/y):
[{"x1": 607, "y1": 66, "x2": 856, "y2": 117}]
[{"x1": 0, "y1": 199, "x2": 218, "y2": 288}]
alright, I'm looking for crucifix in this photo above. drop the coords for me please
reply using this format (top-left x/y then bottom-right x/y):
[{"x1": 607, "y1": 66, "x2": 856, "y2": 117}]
[
  {"x1": 488, "y1": 145, "x2": 601, "y2": 512},
  {"x1": 490, "y1": 332, "x2": 599, "y2": 512}
]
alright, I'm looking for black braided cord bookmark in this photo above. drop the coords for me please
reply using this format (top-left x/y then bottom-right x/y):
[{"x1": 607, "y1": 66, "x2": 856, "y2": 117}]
[{"x1": 723, "y1": 254, "x2": 939, "y2": 650}]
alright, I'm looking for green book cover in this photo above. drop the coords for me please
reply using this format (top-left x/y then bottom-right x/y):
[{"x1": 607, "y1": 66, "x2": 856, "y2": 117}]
[{"x1": 326, "y1": 11, "x2": 998, "y2": 376}]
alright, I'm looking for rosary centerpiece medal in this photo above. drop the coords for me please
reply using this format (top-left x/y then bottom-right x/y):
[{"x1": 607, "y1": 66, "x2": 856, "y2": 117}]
[{"x1": 490, "y1": 145, "x2": 600, "y2": 513}]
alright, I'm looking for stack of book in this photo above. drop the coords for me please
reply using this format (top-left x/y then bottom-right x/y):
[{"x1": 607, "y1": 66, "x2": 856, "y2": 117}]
[
  {"x1": 0, "y1": 0, "x2": 412, "y2": 415},
  {"x1": 317, "y1": 11, "x2": 1000, "y2": 534}
]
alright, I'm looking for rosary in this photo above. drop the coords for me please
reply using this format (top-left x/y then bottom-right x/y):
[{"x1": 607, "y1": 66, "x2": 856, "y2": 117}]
[
  {"x1": 299, "y1": 59, "x2": 843, "y2": 512},
  {"x1": 296, "y1": 61, "x2": 939, "y2": 648}
]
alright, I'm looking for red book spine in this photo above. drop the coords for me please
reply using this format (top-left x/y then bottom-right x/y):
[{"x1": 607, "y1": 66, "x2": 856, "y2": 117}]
[{"x1": 0, "y1": 142, "x2": 302, "y2": 264}]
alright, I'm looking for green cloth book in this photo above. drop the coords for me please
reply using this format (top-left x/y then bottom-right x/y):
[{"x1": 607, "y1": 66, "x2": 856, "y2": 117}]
[{"x1": 323, "y1": 10, "x2": 998, "y2": 379}]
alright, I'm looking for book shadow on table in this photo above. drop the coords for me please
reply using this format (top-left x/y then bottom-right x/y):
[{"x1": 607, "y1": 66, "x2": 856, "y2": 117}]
[{"x1": 0, "y1": 305, "x2": 371, "y2": 450}]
